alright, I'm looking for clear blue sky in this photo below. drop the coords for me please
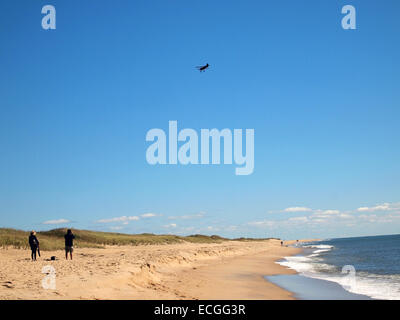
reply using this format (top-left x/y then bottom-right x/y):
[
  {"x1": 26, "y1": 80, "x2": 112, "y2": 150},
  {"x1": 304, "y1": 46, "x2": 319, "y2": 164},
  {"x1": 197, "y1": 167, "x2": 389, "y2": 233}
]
[{"x1": 1, "y1": 0, "x2": 399, "y2": 239}]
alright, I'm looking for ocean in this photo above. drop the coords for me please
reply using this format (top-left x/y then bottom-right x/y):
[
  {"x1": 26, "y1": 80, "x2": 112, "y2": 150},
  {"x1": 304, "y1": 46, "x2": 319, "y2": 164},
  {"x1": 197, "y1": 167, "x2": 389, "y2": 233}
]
[{"x1": 272, "y1": 234, "x2": 400, "y2": 300}]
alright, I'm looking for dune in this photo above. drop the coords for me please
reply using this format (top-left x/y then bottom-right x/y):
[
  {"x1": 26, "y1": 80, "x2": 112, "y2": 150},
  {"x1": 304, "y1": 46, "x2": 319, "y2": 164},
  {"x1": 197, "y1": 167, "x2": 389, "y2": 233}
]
[{"x1": 0, "y1": 239, "x2": 306, "y2": 300}]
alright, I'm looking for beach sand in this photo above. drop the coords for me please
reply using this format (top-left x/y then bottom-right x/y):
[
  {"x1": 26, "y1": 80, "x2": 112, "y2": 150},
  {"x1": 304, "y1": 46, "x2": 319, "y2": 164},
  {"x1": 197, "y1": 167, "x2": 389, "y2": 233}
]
[{"x1": 0, "y1": 239, "x2": 306, "y2": 300}]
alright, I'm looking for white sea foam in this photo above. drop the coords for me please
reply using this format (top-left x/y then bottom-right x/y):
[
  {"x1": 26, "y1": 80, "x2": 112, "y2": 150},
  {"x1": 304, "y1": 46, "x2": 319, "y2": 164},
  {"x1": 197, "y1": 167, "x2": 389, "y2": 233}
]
[
  {"x1": 309, "y1": 249, "x2": 332, "y2": 257},
  {"x1": 277, "y1": 255, "x2": 314, "y2": 273},
  {"x1": 278, "y1": 244, "x2": 400, "y2": 300},
  {"x1": 299, "y1": 271, "x2": 400, "y2": 300},
  {"x1": 303, "y1": 244, "x2": 334, "y2": 249}
]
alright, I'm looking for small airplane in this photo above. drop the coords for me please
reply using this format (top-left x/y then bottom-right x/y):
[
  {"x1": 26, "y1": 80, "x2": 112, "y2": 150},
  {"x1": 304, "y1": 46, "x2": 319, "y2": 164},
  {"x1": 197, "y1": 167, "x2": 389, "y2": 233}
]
[{"x1": 196, "y1": 63, "x2": 210, "y2": 72}]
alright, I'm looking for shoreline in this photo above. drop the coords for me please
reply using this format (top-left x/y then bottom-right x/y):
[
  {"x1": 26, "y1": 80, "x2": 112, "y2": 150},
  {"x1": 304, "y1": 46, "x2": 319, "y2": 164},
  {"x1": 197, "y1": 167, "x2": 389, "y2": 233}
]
[
  {"x1": 0, "y1": 239, "x2": 305, "y2": 300},
  {"x1": 271, "y1": 240, "x2": 374, "y2": 300}
]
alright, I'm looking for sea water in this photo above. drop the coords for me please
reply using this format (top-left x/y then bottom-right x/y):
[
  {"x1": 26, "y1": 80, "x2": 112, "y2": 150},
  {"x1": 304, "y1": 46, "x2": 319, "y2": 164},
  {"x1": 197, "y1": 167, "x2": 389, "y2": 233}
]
[{"x1": 271, "y1": 234, "x2": 400, "y2": 300}]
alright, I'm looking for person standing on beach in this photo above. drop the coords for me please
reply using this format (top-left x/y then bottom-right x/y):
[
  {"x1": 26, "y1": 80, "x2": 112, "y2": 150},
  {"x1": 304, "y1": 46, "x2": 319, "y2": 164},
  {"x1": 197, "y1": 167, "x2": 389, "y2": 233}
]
[
  {"x1": 28, "y1": 231, "x2": 39, "y2": 261},
  {"x1": 64, "y1": 229, "x2": 75, "y2": 260}
]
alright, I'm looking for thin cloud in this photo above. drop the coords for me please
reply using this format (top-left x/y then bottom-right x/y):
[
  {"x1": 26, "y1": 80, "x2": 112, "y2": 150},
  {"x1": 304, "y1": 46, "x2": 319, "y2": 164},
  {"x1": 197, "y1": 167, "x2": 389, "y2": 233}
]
[
  {"x1": 321, "y1": 210, "x2": 340, "y2": 215},
  {"x1": 240, "y1": 201, "x2": 400, "y2": 235},
  {"x1": 141, "y1": 213, "x2": 158, "y2": 218},
  {"x1": 43, "y1": 219, "x2": 71, "y2": 225},
  {"x1": 163, "y1": 223, "x2": 177, "y2": 228},
  {"x1": 247, "y1": 220, "x2": 276, "y2": 227},
  {"x1": 206, "y1": 226, "x2": 220, "y2": 231},
  {"x1": 168, "y1": 212, "x2": 206, "y2": 220},
  {"x1": 97, "y1": 216, "x2": 139, "y2": 223},
  {"x1": 288, "y1": 216, "x2": 309, "y2": 222},
  {"x1": 357, "y1": 203, "x2": 395, "y2": 212},
  {"x1": 283, "y1": 207, "x2": 313, "y2": 213},
  {"x1": 312, "y1": 210, "x2": 342, "y2": 218},
  {"x1": 110, "y1": 226, "x2": 124, "y2": 231}
]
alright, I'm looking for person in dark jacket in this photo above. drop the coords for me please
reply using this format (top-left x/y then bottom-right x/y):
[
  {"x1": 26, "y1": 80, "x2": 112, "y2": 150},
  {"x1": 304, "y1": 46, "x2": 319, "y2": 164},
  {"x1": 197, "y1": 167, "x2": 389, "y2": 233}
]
[
  {"x1": 64, "y1": 229, "x2": 75, "y2": 260},
  {"x1": 28, "y1": 231, "x2": 39, "y2": 261}
]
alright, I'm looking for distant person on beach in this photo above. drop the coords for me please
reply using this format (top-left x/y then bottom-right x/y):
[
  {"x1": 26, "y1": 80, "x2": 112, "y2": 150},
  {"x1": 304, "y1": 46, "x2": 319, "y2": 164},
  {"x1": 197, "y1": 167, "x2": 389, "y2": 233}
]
[
  {"x1": 281, "y1": 241, "x2": 283, "y2": 246},
  {"x1": 64, "y1": 229, "x2": 75, "y2": 260},
  {"x1": 28, "y1": 231, "x2": 39, "y2": 261}
]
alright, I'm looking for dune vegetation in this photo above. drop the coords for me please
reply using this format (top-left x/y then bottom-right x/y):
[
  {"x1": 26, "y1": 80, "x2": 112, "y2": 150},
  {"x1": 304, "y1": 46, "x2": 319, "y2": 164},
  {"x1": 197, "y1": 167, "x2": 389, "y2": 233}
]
[{"x1": 0, "y1": 228, "x2": 274, "y2": 251}]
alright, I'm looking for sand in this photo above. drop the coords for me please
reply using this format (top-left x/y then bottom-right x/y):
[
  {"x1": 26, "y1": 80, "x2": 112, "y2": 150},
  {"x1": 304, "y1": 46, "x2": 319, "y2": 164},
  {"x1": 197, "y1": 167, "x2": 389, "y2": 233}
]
[{"x1": 0, "y1": 239, "x2": 307, "y2": 300}]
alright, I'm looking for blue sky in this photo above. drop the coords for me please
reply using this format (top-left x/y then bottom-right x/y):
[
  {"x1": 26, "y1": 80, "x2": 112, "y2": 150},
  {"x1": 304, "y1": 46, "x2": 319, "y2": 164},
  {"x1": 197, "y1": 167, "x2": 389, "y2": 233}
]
[{"x1": 0, "y1": 0, "x2": 399, "y2": 239}]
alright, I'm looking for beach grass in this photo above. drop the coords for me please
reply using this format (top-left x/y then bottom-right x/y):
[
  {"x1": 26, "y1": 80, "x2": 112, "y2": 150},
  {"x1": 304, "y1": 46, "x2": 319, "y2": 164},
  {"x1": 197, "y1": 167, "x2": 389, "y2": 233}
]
[{"x1": 0, "y1": 228, "x2": 276, "y2": 251}]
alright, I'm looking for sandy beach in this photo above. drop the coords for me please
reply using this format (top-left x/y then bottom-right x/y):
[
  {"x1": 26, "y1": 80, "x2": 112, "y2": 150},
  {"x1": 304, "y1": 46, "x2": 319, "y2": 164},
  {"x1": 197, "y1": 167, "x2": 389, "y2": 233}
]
[{"x1": 0, "y1": 239, "x2": 304, "y2": 300}]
